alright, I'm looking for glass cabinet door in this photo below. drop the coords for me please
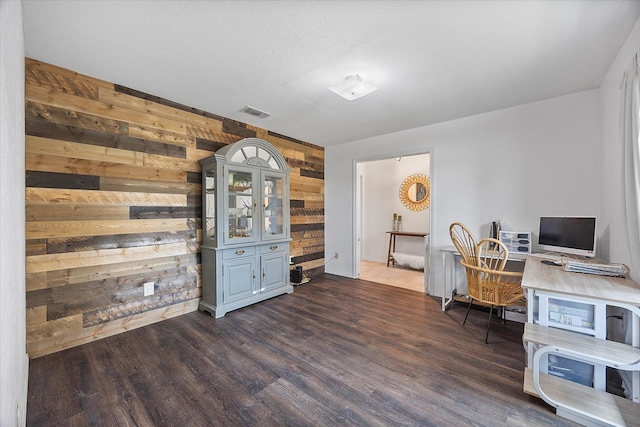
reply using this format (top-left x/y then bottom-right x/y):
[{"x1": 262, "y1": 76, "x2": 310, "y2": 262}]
[
  {"x1": 204, "y1": 169, "x2": 216, "y2": 243},
  {"x1": 226, "y1": 167, "x2": 256, "y2": 242},
  {"x1": 263, "y1": 172, "x2": 286, "y2": 239}
]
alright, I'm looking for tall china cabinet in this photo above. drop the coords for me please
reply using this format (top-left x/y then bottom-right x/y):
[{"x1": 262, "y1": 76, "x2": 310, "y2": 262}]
[{"x1": 199, "y1": 138, "x2": 292, "y2": 318}]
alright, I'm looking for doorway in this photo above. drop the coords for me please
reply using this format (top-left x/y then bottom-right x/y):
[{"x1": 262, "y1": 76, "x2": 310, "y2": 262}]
[{"x1": 354, "y1": 153, "x2": 432, "y2": 293}]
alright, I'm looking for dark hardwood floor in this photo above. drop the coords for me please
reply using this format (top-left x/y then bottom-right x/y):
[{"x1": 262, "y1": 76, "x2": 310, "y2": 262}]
[{"x1": 27, "y1": 274, "x2": 577, "y2": 426}]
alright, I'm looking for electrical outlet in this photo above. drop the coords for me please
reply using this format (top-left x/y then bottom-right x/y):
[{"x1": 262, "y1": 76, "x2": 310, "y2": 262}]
[
  {"x1": 289, "y1": 256, "x2": 294, "y2": 265},
  {"x1": 143, "y1": 281, "x2": 154, "y2": 296},
  {"x1": 335, "y1": 252, "x2": 339, "y2": 259}
]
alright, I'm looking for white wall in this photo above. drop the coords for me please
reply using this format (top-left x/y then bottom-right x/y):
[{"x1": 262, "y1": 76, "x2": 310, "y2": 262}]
[
  {"x1": 326, "y1": 89, "x2": 600, "y2": 295},
  {"x1": 360, "y1": 155, "x2": 430, "y2": 263},
  {"x1": 599, "y1": 17, "x2": 640, "y2": 283},
  {"x1": 0, "y1": 1, "x2": 27, "y2": 425}
]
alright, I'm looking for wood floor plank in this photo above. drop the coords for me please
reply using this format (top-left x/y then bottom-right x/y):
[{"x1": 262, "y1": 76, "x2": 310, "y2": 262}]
[{"x1": 27, "y1": 274, "x2": 579, "y2": 426}]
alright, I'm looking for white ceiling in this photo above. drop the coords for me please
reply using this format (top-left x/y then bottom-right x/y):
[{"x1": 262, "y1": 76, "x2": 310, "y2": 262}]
[{"x1": 21, "y1": 0, "x2": 640, "y2": 147}]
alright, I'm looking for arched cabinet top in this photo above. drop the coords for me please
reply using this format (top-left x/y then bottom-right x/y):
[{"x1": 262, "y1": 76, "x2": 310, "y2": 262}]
[{"x1": 212, "y1": 138, "x2": 290, "y2": 172}]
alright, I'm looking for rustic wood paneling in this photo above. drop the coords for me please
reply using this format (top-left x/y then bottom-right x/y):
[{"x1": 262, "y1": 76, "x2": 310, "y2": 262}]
[
  {"x1": 290, "y1": 223, "x2": 324, "y2": 232},
  {"x1": 44, "y1": 230, "x2": 197, "y2": 254},
  {"x1": 26, "y1": 135, "x2": 144, "y2": 165},
  {"x1": 45, "y1": 253, "x2": 199, "y2": 288},
  {"x1": 300, "y1": 169, "x2": 324, "y2": 180},
  {"x1": 26, "y1": 170, "x2": 101, "y2": 190},
  {"x1": 26, "y1": 84, "x2": 188, "y2": 134},
  {"x1": 186, "y1": 171, "x2": 201, "y2": 184},
  {"x1": 222, "y1": 118, "x2": 257, "y2": 138},
  {"x1": 26, "y1": 242, "x2": 195, "y2": 274},
  {"x1": 26, "y1": 300, "x2": 200, "y2": 358},
  {"x1": 26, "y1": 204, "x2": 130, "y2": 222},
  {"x1": 128, "y1": 206, "x2": 200, "y2": 219},
  {"x1": 26, "y1": 152, "x2": 186, "y2": 183},
  {"x1": 191, "y1": 128, "x2": 239, "y2": 146},
  {"x1": 26, "y1": 187, "x2": 186, "y2": 206},
  {"x1": 26, "y1": 239, "x2": 47, "y2": 257},
  {"x1": 100, "y1": 177, "x2": 198, "y2": 195},
  {"x1": 27, "y1": 267, "x2": 197, "y2": 320},
  {"x1": 128, "y1": 124, "x2": 195, "y2": 148},
  {"x1": 25, "y1": 59, "x2": 325, "y2": 358},
  {"x1": 25, "y1": 57, "x2": 112, "y2": 99},
  {"x1": 26, "y1": 100, "x2": 128, "y2": 135},
  {"x1": 26, "y1": 118, "x2": 187, "y2": 158},
  {"x1": 113, "y1": 84, "x2": 228, "y2": 125},
  {"x1": 25, "y1": 272, "x2": 47, "y2": 292}
]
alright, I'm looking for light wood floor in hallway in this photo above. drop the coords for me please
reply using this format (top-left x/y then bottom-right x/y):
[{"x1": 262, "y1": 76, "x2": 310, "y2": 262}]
[{"x1": 359, "y1": 260, "x2": 425, "y2": 292}]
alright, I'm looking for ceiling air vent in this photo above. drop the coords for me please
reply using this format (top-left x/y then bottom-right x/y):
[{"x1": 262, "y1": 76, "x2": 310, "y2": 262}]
[{"x1": 239, "y1": 105, "x2": 271, "y2": 119}]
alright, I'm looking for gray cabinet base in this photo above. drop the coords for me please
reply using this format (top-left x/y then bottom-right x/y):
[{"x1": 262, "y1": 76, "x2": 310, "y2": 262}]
[{"x1": 199, "y1": 284, "x2": 293, "y2": 319}]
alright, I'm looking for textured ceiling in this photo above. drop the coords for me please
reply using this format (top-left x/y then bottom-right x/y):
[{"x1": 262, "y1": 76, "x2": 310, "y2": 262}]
[{"x1": 21, "y1": 0, "x2": 640, "y2": 147}]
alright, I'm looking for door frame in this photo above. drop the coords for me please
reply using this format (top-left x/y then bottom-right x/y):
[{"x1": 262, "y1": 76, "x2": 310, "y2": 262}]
[{"x1": 352, "y1": 149, "x2": 434, "y2": 292}]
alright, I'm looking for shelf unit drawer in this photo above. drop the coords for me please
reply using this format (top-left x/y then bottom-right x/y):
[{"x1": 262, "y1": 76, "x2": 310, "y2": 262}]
[{"x1": 499, "y1": 231, "x2": 531, "y2": 254}]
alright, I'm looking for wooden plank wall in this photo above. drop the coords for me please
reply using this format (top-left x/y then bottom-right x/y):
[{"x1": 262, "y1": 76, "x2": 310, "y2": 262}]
[{"x1": 25, "y1": 58, "x2": 325, "y2": 358}]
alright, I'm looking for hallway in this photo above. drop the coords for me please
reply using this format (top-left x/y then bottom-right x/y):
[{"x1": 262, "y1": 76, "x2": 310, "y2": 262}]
[{"x1": 359, "y1": 260, "x2": 425, "y2": 292}]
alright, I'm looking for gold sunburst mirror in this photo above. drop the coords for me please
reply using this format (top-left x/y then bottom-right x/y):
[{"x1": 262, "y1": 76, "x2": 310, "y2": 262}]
[{"x1": 399, "y1": 173, "x2": 430, "y2": 211}]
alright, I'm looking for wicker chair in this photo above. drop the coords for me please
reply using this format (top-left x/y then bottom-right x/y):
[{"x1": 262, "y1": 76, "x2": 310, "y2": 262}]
[
  {"x1": 460, "y1": 237, "x2": 525, "y2": 344},
  {"x1": 449, "y1": 222, "x2": 477, "y2": 265},
  {"x1": 449, "y1": 222, "x2": 479, "y2": 298}
]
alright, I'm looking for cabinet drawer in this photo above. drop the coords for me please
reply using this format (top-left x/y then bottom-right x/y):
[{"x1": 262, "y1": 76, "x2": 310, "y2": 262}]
[
  {"x1": 261, "y1": 243, "x2": 286, "y2": 254},
  {"x1": 222, "y1": 246, "x2": 256, "y2": 259}
]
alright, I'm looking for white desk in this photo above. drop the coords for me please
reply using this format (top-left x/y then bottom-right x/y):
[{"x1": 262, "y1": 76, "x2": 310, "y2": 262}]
[{"x1": 439, "y1": 246, "x2": 458, "y2": 311}]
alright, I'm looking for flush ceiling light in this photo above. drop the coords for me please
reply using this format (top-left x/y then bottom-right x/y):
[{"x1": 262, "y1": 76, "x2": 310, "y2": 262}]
[{"x1": 329, "y1": 74, "x2": 378, "y2": 100}]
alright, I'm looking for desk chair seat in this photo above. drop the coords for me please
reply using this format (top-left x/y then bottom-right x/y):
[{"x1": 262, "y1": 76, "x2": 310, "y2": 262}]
[{"x1": 460, "y1": 237, "x2": 525, "y2": 344}]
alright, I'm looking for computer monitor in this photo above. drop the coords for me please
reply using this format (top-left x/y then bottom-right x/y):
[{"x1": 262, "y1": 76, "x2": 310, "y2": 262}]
[{"x1": 538, "y1": 216, "x2": 596, "y2": 258}]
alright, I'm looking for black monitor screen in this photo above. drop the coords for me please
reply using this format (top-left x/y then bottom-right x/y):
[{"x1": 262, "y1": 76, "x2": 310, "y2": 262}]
[{"x1": 538, "y1": 216, "x2": 596, "y2": 256}]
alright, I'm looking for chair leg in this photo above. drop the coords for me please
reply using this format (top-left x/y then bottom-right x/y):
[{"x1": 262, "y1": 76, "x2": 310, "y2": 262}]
[
  {"x1": 485, "y1": 305, "x2": 494, "y2": 344},
  {"x1": 463, "y1": 298, "x2": 474, "y2": 325}
]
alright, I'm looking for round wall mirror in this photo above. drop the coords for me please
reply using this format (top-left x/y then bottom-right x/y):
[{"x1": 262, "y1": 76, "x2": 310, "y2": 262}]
[
  {"x1": 399, "y1": 173, "x2": 430, "y2": 211},
  {"x1": 408, "y1": 182, "x2": 427, "y2": 203}
]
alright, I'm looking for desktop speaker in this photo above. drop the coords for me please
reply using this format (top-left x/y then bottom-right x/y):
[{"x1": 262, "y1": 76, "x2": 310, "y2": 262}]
[{"x1": 290, "y1": 266, "x2": 303, "y2": 284}]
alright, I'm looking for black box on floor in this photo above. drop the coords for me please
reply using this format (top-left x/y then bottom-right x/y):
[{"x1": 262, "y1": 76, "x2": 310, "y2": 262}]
[{"x1": 290, "y1": 266, "x2": 303, "y2": 284}]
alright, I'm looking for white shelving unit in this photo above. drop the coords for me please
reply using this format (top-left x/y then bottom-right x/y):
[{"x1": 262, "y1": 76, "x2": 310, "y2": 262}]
[{"x1": 522, "y1": 256, "x2": 640, "y2": 425}]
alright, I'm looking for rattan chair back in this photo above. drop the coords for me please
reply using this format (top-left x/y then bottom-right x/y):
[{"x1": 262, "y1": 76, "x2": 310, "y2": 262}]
[{"x1": 449, "y1": 222, "x2": 477, "y2": 265}]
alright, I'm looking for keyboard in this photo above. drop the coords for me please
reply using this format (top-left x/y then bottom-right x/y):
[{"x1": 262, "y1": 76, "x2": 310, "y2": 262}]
[{"x1": 562, "y1": 260, "x2": 629, "y2": 278}]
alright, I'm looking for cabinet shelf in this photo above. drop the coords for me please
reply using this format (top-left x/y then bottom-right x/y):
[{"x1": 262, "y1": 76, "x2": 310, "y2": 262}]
[{"x1": 524, "y1": 368, "x2": 640, "y2": 426}]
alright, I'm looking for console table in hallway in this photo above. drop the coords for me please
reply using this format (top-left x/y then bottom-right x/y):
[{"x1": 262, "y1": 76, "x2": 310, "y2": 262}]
[{"x1": 386, "y1": 231, "x2": 429, "y2": 267}]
